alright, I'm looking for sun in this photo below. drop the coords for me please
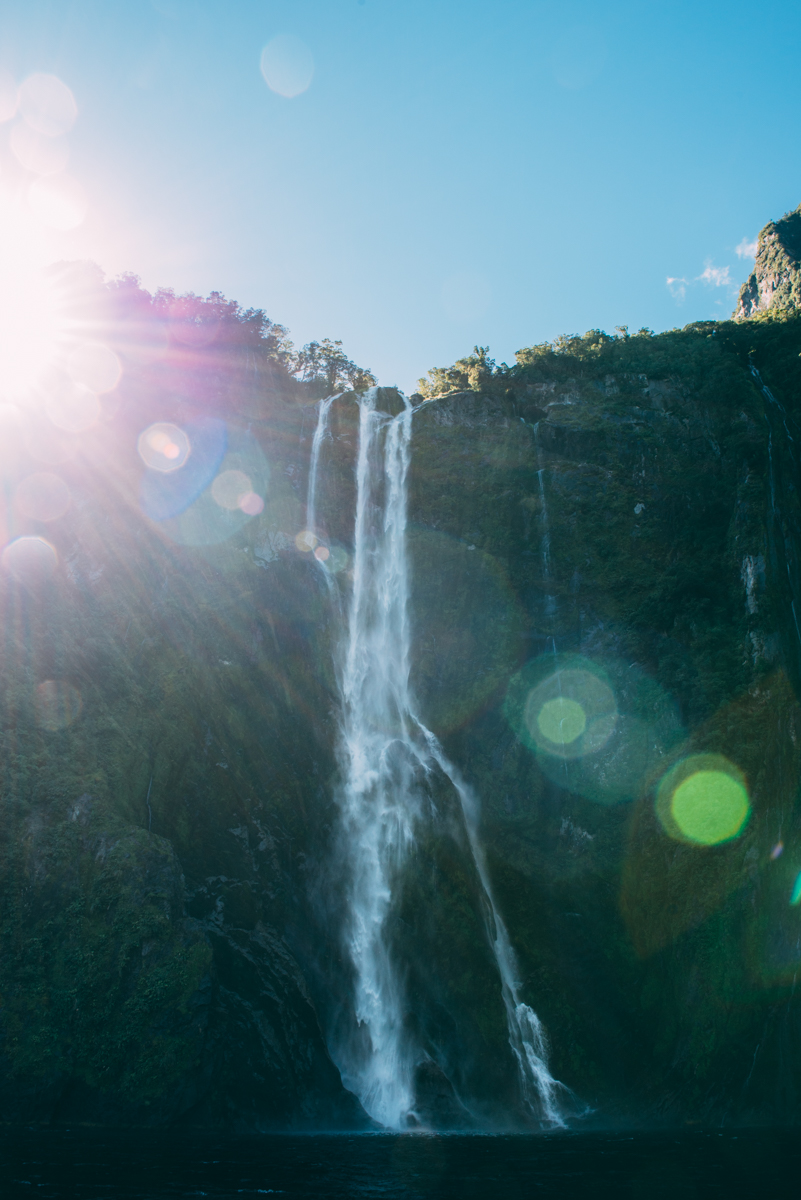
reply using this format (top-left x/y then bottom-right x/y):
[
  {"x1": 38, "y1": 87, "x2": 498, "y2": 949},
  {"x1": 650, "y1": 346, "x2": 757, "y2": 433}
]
[{"x1": 0, "y1": 190, "x2": 65, "y2": 402}]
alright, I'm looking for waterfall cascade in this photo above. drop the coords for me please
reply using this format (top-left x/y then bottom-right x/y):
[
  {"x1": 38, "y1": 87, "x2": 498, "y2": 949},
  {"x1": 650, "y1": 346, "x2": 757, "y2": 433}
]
[
  {"x1": 308, "y1": 389, "x2": 565, "y2": 1130},
  {"x1": 306, "y1": 393, "x2": 335, "y2": 537}
]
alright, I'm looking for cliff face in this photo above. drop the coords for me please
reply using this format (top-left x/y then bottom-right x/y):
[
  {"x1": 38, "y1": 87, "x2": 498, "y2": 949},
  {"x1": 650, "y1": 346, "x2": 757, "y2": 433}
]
[
  {"x1": 3, "y1": 272, "x2": 801, "y2": 1127},
  {"x1": 735, "y1": 205, "x2": 801, "y2": 318},
  {"x1": 404, "y1": 321, "x2": 801, "y2": 1123},
  {"x1": 0, "y1": 403, "x2": 366, "y2": 1129}
]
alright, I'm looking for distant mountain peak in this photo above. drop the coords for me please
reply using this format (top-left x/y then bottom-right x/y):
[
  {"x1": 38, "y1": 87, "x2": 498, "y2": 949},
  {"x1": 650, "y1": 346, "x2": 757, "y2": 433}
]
[{"x1": 734, "y1": 203, "x2": 801, "y2": 318}]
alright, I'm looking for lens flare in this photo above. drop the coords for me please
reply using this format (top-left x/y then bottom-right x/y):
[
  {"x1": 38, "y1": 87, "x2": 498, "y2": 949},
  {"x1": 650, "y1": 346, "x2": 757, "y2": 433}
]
[
  {"x1": 18, "y1": 73, "x2": 78, "y2": 137},
  {"x1": 295, "y1": 530, "x2": 318, "y2": 552},
  {"x1": 27, "y1": 173, "x2": 87, "y2": 231},
  {"x1": 791, "y1": 873, "x2": 801, "y2": 906},
  {"x1": 314, "y1": 544, "x2": 330, "y2": 562},
  {"x1": 325, "y1": 544, "x2": 349, "y2": 572},
  {"x1": 9, "y1": 123, "x2": 69, "y2": 175},
  {"x1": 35, "y1": 680, "x2": 82, "y2": 731},
  {"x1": 656, "y1": 754, "x2": 750, "y2": 846},
  {"x1": 506, "y1": 653, "x2": 684, "y2": 806},
  {"x1": 138, "y1": 422, "x2": 191, "y2": 472},
  {"x1": 15, "y1": 472, "x2": 71, "y2": 521},
  {"x1": 523, "y1": 668, "x2": 617, "y2": 759},
  {"x1": 211, "y1": 468, "x2": 251, "y2": 510},
  {"x1": 0, "y1": 196, "x2": 64, "y2": 401},
  {"x1": 144, "y1": 424, "x2": 267, "y2": 546},
  {"x1": 23, "y1": 418, "x2": 76, "y2": 465},
  {"x1": 537, "y1": 696, "x2": 586, "y2": 745},
  {"x1": 67, "y1": 343, "x2": 121, "y2": 393},
  {"x1": 238, "y1": 491, "x2": 264, "y2": 516},
  {"x1": 672, "y1": 773, "x2": 749, "y2": 844},
  {"x1": 1, "y1": 535, "x2": 57, "y2": 583},
  {"x1": 46, "y1": 383, "x2": 101, "y2": 433},
  {"x1": 140, "y1": 417, "x2": 226, "y2": 523},
  {"x1": 260, "y1": 35, "x2": 314, "y2": 98}
]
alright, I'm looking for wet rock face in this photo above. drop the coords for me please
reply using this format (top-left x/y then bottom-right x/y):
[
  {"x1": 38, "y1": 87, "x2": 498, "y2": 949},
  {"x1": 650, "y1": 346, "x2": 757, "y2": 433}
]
[
  {"x1": 0, "y1": 794, "x2": 363, "y2": 1128},
  {"x1": 735, "y1": 204, "x2": 801, "y2": 318},
  {"x1": 0, "y1": 812, "x2": 212, "y2": 1125},
  {"x1": 400, "y1": 325, "x2": 801, "y2": 1124},
  {"x1": 0, "y1": 559, "x2": 364, "y2": 1128},
  {"x1": 0, "y1": 397, "x2": 366, "y2": 1130}
]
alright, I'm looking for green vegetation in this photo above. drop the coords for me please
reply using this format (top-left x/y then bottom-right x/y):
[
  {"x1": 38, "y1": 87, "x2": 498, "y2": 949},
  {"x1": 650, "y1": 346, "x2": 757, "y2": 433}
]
[
  {"x1": 0, "y1": 808, "x2": 210, "y2": 1105},
  {"x1": 292, "y1": 337, "x2": 377, "y2": 397},
  {"x1": 418, "y1": 314, "x2": 801, "y2": 405}
]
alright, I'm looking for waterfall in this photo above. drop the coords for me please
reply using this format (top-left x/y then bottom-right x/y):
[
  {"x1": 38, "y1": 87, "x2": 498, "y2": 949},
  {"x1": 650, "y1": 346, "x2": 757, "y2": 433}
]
[
  {"x1": 421, "y1": 737, "x2": 566, "y2": 1126},
  {"x1": 306, "y1": 392, "x2": 335, "y2": 536},
  {"x1": 308, "y1": 390, "x2": 566, "y2": 1130},
  {"x1": 751, "y1": 363, "x2": 795, "y2": 446}
]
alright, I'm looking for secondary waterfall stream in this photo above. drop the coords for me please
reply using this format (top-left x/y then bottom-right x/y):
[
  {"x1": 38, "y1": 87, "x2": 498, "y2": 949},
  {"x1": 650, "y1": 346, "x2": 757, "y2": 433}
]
[{"x1": 307, "y1": 388, "x2": 565, "y2": 1130}]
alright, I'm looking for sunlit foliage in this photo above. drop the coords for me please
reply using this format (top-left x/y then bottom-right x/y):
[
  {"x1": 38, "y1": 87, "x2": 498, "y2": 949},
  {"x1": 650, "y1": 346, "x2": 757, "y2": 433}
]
[
  {"x1": 95, "y1": 268, "x2": 374, "y2": 408},
  {"x1": 292, "y1": 336, "x2": 376, "y2": 397},
  {"x1": 417, "y1": 313, "x2": 801, "y2": 405}
]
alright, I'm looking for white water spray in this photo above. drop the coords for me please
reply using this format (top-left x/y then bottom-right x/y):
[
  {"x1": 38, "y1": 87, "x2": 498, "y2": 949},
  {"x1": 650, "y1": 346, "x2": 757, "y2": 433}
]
[
  {"x1": 308, "y1": 389, "x2": 566, "y2": 1129},
  {"x1": 306, "y1": 393, "x2": 336, "y2": 536}
]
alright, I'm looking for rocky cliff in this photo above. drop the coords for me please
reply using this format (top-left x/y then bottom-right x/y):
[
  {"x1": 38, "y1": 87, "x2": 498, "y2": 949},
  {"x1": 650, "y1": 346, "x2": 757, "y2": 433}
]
[
  {"x1": 735, "y1": 205, "x2": 801, "y2": 318},
  {"x1": 405, "y1": 317, "x2": 801, "y2": 1125},
  {"x1": 2, "y1": 265, "x2": 801, "y2": 1129}
]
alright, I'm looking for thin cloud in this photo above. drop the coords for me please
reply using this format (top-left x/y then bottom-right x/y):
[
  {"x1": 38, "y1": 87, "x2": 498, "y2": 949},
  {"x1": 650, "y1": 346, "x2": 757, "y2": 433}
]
[
  {"x1": 666, "y1": 276, "x2": 687, "y2": 302},
  {"x1": 736, "y1": 236, "x2": 758, "y2": 259},
  {"x1": 697, "y1": 262, "x2": 732, "y2": 287},
  {"x1": 667, "y1": 255, "x2": 743, "y2": 306}
]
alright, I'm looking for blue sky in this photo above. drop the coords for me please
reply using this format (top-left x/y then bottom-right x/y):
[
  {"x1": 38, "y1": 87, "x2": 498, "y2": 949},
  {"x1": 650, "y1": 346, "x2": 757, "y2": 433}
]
[{"x1": 1, "y1": 0, "x2": 800, "y2": 392}]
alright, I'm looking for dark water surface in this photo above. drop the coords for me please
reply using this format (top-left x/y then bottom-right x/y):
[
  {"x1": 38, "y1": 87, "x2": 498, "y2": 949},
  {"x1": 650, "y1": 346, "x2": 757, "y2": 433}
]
[{"x1": 0, "y1": 1129, "x2": 797, "y2": 1199}]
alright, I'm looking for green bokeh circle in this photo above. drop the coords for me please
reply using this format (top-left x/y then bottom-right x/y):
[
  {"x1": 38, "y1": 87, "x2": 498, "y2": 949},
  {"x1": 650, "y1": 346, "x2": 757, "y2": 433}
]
[
  {"x1": 505, "y1": 652, "x2": 685, "y2": 805},
  {"x1": 537, "y1": 696, "x2": 587, "y2": 745},
  {"x1": 670, "y1": 771, "x2": 750, "y2": 845},
  {"x1": 522, "y1": 666, "x2": 617, "y2": 760},
  {"x1": 656, "y1": 754, "x2": 750, "y2": 846}
]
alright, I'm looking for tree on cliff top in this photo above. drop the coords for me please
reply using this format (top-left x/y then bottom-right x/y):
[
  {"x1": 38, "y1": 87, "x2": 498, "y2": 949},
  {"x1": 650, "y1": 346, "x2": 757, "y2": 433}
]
[
  {"x1": 292, "y1": 337, "x2": 377, "y2": 397},
  {"x1": 417, "y1": 346, "x2": 498, "y2": 398},
  {"x1": 85, "y1": 269, "x2": 376, "y2": 403}
]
